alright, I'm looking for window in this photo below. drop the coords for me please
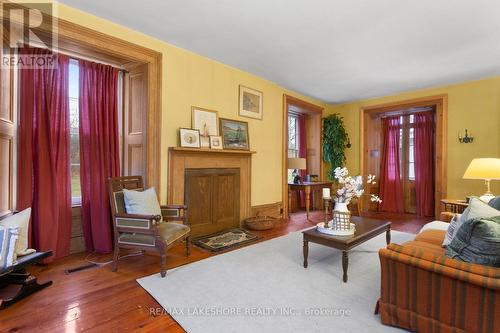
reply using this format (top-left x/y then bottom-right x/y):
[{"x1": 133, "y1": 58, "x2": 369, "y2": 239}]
[
  {"x1": 69, "y1": 59, "x2": 81, "y2": 205},
  {"x1": 288, "y1": 115, "x2": 298, "y2": 158},
  {"x1": 288, "y1": 115, "x2": 299, "y2": 183}
]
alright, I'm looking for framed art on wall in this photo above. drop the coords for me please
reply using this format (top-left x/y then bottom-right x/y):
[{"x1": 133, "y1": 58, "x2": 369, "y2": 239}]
[
  {"x1": 179, "y1": 128, "x2": 201, "y2": 148},
  {"x1": 239, "y1": 85, "x2": 263, "y2": 120},
  {"x1": 209, "y1": 135, "x2": 223, "y2": 150},
  {"x1": 192, "y1": 106, "x2": 218, "y2": 147},
  {"x1": 219, "y1": 118, "x2": 250, "y2": 150}
]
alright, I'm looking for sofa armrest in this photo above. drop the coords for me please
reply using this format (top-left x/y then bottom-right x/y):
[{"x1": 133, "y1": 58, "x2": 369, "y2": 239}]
[
  {"x1": 380, "y1": 244, "x2": 500, "y2": 290},
  {"x1": 439, "y1": 211, "x2": 455, "y2": 223}
]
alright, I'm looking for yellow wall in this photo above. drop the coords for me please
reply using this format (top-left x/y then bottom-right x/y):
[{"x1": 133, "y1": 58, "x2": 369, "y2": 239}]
[
  {"x1": 325, "y1": 77, "x2": 500, "y2": 200},
  {"x1": 56, "y1": 4, "x2": 329, "y2": 206}
]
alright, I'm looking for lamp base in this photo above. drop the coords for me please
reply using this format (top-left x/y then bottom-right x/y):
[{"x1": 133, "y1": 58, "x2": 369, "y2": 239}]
[{"x1": 479, "y1": 193, "x2": 495, "y2": 203}]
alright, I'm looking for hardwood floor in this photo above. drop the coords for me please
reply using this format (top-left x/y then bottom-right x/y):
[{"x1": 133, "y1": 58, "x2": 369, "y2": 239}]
[{"x1": 0, "y1": 211, "x2": 429, "y2": 333}]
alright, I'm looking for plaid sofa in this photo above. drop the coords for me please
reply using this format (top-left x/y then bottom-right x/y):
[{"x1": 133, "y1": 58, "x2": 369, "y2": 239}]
[{"x1": 378, "y1": 229, "x2": 500, "y2": 333}]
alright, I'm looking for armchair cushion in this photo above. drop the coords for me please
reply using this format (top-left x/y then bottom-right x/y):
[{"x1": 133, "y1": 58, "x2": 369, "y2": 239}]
[
  {"x1": 0, "y1": 208, "x2": 35, "y2": 256},
  {"x1": 123, "y1": 187, "x2": 161, "y2": 217},
  {"x1": 117, "y1": 222, "x2": 190, "y2": 248}
]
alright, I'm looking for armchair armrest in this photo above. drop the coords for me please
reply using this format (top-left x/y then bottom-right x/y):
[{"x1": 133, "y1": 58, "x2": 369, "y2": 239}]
[
  {"x1": 160, "y1": 205, "x2": 189, "y2": 226},
  {"x1": 113, "y1": 213, "x2": 162, "y2": 234}
]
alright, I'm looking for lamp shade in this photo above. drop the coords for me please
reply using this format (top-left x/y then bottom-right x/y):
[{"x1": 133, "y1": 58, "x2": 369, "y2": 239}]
[
  {"x1": 288, "y1": 157, "x2": 306, "y2": 170},
  {"x1": 463, "y1": 158, "x2": 500, "y2": 180}
]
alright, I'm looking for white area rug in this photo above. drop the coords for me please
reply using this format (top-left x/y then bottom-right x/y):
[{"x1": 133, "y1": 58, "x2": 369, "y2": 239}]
[{"x1": 137, "y1": 230, "x2": 414, "y2": 333}]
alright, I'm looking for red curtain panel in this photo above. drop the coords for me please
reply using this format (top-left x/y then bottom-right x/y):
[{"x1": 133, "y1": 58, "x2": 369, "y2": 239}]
[
  {"x1": 79, "y1": 60, "x2": 120, "y2": 253},
  {"x1": 379, "y1": 116, "x2": 404, "y2": 213},
  {"x1": 297, "y1": 114, "x2": 308, "y2": 207},
  {"x1": 414, "y1": 112, "x2": 435, "y2": 217},
  {"x1": 17, "y1": 48, "x2": 72, "y2": 261}
]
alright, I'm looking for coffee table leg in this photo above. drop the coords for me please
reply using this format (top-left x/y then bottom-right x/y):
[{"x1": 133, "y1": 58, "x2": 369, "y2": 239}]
[
  {"x1": 386, "y1": 227, "x2": 391, "y2": 245},
  {"x1": 303, "y1": 240, "x2": 309, "y2": 268},
  {"x1": 342, "y1": 251, "x2": 348, "y2": 283}
]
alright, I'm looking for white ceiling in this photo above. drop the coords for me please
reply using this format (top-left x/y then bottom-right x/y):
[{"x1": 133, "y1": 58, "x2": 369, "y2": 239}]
[{"x1": 59, "y1": 0, "x2": 500, "y2": 104}]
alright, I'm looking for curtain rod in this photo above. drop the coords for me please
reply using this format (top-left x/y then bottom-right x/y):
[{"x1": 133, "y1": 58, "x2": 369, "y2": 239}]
[
  {"x1": 17, "y1": 43, "x2": 129, "y2": 72},
  {"x1": 379, "y1": 107, "x2": 435, "y2": 119}
]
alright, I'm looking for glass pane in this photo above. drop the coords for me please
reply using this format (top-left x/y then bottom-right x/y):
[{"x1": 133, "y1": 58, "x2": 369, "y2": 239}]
[
  {"x1": 69, "y1": 59, "x2": 81, "y2": 200},
  {"x1": 288, "y1": 115, "x2": 297, "y2": 150},
  {"x1": 408, "y1": 145, "x2": 414, "y2": 163},
  {"x1": 408, "y1": 162, "x2": 415, "y2": 180},
  {"x1": 409, "y1": 114, "x2": 414, "y2": 123}
]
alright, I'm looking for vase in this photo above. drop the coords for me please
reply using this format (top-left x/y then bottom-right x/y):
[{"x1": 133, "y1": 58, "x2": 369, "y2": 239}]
[{"x1": 333, "y1": 202, "x2": 351, "y2": 230}]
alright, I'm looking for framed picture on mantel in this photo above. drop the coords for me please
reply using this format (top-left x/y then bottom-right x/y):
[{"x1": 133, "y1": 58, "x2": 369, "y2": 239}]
[
  {"x1": 192, "y1": 106, "x2": 218, "y2": 148},
  {"x1": 219, "y1": 118, "x2": 250, "y2": 151}
]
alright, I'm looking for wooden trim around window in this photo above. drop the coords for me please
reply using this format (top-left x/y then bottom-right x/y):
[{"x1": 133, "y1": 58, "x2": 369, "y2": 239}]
[
  {"x1": 360, "y1": 94, "x2": 447, "y2": 217},
  {"x1": 6, "y1": 8, "x2": 163, "y2": 196},
  {"x1": 282, "y1": 94, "x2": 324, "y2": 217}
]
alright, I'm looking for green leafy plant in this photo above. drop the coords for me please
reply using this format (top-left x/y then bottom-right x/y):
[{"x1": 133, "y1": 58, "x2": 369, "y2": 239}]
[{"x1": 323, "y1": 113, "x2": 349, "y2": 180}]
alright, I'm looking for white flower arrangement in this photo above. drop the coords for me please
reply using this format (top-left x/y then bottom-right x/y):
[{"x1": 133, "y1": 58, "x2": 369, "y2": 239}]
[{"x1": 333, "y1": 167, "x2": 382, "y2": 204}]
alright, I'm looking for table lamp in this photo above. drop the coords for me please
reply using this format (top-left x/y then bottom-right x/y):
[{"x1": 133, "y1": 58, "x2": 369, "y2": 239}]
[
  {"x1": 288, "y1": 158, "x2": 307, "y2": 184},
  {"x1": 463, "y1": 158, "x2": 500, "y2": 202}
]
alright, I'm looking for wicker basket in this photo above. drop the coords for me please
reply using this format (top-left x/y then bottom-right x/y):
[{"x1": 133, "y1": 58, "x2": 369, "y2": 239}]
[{"x1": 244, "y1": 215, "x2": 276, "y2": 231}]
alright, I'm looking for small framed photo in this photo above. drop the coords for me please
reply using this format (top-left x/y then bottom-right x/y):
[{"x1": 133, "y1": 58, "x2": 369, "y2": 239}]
[
  {"x1": 179, "y1": 128, "x2": 201, "y2": 148},
  {"x1": 239, "y1": 85, "x2": 263, "y2": 120},
  {"x1": 219, "y1": 118, "x2": 250, "y2": 150},
  {"x1": 192, "y1": 106, "x2": 218, "y2": 147},
  {"x1": 209, "y1": 135, "x2": 223, "y2": 150}
]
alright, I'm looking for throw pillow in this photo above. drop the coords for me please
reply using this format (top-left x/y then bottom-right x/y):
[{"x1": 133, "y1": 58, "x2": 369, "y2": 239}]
[
  {"x1": 0, "y1": 226, "x2": 19, "y2": 269},
  {"x1": 488, "y1": 196, "x2": 500, "y2": 210},
  {"x1": 0, "y1": 208, "x2": 34, "y2": 256},
  {"x1": 442, "y1": 197, "x2": 500, "y2": 247},
  {"x1": 420, "y1": 221, "x2": 450, "y2": 233},
  {"x1": 446, "y1": 216, "x2": 500, "y2": 267},
  {"x1": 442, "y1": 214, "x2": 461, "y2": 247},
  {"x1": 123, "y1": 187, "x2": 162, "y2": 217}
]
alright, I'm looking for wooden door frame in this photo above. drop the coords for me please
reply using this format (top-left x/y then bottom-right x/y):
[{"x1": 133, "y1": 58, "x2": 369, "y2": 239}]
[
  {"x1": 360, "y1": 94, "x2": 448, "y2": 217},
  {"x1": 4, "y1": 5, "x2": 162, "y2": 196},
  {"x1": 282, "y1": 94, "x2": 324, "y2": 217}
]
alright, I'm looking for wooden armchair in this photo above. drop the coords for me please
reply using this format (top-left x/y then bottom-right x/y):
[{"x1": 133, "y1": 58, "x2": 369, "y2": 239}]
[{"x1": 107, "y1": 176, "x2": 191, "y2": 277}]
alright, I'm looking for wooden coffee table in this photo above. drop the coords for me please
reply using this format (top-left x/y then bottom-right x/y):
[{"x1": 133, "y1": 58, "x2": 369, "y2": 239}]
[{"x1": 302, "y1": 216, "x2": 391, "y2": 283}]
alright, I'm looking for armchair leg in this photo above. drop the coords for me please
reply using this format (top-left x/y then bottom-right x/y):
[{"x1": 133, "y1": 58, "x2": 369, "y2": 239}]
[
  {"x1": 111, "y1": 245, "x2": 120, "y2": 272},
  {"x1": 160, "y1": 252, "x2": 167, "y2": 278},
  {"x1": 186, "y1": 236, "x2": 191, "y2": 257}
]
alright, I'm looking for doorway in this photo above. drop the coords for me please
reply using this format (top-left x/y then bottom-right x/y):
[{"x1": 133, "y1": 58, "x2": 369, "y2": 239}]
[
  {"x1": 361, "y1": 95, "x2": 447, "y2": 218},
  {"x1": 282, "y1": 95, "x2": 323, "y2": 217}
]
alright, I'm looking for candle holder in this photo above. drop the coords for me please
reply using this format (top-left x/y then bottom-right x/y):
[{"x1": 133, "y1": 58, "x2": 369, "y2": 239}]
[{"x1": 323, "y1": 197, "x2": 331, "y2": 228}]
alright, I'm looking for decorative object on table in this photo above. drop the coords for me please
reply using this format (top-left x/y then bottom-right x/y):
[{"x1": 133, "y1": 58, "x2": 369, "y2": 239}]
[
  {"x1": 219, "y1": 118, "x2": 250, "y2": 150},
  {"x1": 244, "y1": 215, "x2": 276, "y2": 231},
  {"x1": 239, "y1": 85, "x2": 263, "y2": 120},
  {"x1": 317, "y1": 167, "x2": 382, "y2": 236},
  {"x1": 463, "y1": 158, "x2": 500, "y2": 202},
  {"x1": 288, "y1": 157, "x2": 306, "y2": 184},
  {"x1": 458, "y1": 129, "x2": 474, "y2": 143},
  {"x1": 209, "y1": 135, "x2": 223, "y2": 149},
  {"x1": 179, "y1": 128, "x2": 201, "y2": 148},
  {"x1": 192, "y1": 106, "x2": 218, "y2": 147},
  {"x1": 323, "y1": 113, "x2": 349, "y2": 180},
  {"x1": 192, "y1": 228, "x2": 259, "y2": 252},
  {"x1": 309, "y1": 174, "x2": 319, "y2": 182}
]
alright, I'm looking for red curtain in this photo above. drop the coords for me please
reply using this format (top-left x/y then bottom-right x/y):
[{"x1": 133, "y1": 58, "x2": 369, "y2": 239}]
[
  {"x1": 79, "y1": 61, "x2": 120, "y2": 253},
  {"x1": 379, "y1": 116, "x2": 404, "y2": 213},
  {"x1": 297, "y1": 114, "x2": 307, "y2": 207},
  {"x1": 17, "y1": 49, "x2": 72, "y2": 261},
  {"x1": 414, "y1": 112, "x2": 435, "y2": 217}
]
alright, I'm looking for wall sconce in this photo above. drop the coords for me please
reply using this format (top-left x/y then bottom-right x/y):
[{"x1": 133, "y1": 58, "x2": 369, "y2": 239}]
[
  {"x1": 346, "y1": 135, "x2": 352, "y2": 148},
  {"x1": 458, "y1": 129, "x2": 474, "y2": 143}
]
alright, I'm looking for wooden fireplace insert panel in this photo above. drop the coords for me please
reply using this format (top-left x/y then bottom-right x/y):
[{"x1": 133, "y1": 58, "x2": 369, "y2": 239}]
[{"x1": 185, "y1": 168, "x2": 240, "y2": 237}]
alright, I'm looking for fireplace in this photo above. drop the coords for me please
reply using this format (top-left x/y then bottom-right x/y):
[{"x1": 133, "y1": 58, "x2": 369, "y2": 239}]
[{"x1": 167, "y1": 147, "x2": 254, "y2": 237}]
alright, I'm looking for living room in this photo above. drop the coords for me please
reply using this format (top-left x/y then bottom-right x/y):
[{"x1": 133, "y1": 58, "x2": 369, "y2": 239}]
[{"x1": 0, "y1": 1, "x2": 499, "y2": 332}]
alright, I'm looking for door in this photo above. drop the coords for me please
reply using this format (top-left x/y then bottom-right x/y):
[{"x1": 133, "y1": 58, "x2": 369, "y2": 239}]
[
  {"x1": 399, "y1": 115, "x2": 416, "y2": 214},
  {"x1": 184, "y1": 168, "x2": 240, "y2": 236}
]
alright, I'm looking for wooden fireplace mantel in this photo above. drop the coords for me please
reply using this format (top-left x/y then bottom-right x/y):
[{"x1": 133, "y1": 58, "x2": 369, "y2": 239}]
[
  {"x1": 168, "y1": 147, "x2": 256, "y2": 155},
  {"x1": 167, "y1": 146, "x2": 254, "y2": 236}
]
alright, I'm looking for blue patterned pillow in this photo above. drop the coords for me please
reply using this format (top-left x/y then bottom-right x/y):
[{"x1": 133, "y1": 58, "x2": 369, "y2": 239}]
[
  {"x1": 0, "y1": 226, "x2": 19, "y2": 270},
  {"x1": 445, "y1": 216, "x2": 500, "y2": 267}
]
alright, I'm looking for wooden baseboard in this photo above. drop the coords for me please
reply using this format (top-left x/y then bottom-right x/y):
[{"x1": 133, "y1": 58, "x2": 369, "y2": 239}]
[{"x1": 250, "y1": 202, "x2": 283, "y2": 219}]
